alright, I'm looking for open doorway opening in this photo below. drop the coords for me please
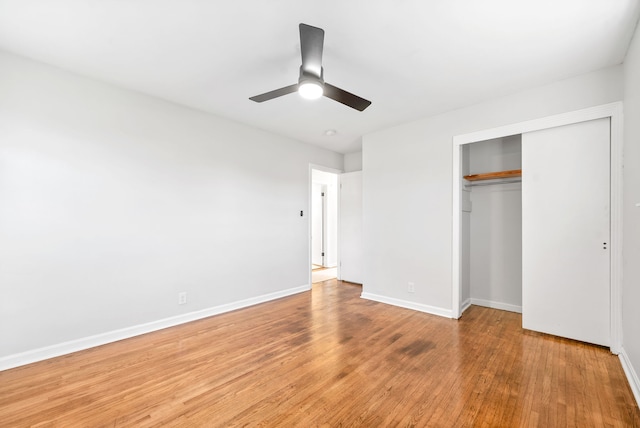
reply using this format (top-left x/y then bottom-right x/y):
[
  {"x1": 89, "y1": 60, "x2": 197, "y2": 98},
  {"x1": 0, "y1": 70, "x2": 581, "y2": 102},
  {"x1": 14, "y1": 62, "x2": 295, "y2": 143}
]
[{"x1": 311, "y1": 169, "x2": 338, "y2": 283}]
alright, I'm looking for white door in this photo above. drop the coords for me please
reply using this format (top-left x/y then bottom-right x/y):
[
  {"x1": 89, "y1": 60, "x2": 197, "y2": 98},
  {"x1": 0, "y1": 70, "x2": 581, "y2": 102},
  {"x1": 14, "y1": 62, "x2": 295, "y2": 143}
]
[
  {"x1": 522, "y1": 118, "x2": 610, "y2": 346},
  {"x1": 340, "y1": 171, "x2": 363, "y2": 284},
  {"x1": 311, "y1": 183, "x2": 324, "y2": 266}
]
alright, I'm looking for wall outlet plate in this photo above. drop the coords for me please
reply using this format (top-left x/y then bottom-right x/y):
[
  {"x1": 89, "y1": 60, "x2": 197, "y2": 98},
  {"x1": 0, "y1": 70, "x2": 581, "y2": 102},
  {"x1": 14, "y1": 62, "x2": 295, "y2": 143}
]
[{"x1": 178, "y1": 292, "x2": 187, "y2": 305}]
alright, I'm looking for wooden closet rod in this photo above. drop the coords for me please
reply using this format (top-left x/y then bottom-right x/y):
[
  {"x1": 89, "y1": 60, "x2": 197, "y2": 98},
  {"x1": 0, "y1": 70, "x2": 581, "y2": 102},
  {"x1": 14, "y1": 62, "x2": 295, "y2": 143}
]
[{"x1": 463, "y1": 169, "x2": 521, "y2": 181}]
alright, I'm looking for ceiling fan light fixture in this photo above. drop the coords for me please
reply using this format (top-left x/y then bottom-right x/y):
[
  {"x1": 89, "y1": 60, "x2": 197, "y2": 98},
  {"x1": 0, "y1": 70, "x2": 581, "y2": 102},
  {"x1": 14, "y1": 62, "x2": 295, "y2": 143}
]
[
  {"x1": 249, "y1": 24, "x2": 371, "y2": 111},
  {"x1": 298, "y1": 81, "x2": 323, "y2": 100}
]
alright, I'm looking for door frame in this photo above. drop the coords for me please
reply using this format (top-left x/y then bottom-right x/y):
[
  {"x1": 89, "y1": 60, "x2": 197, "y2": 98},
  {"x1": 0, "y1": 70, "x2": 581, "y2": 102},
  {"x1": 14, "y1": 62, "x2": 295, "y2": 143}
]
[
  {"x1": 451, "y1": 102, "x2": 623, "y2": 354},
  {"x1": 308, "y1": 164, "x2": 342, "y2": 288}
]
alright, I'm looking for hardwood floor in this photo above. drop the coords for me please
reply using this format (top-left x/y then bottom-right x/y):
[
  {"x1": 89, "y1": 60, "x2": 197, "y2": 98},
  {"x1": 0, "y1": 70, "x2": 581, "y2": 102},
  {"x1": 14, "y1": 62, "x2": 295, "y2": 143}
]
[
  {"x1": 1, "y1": 280, "x2": 638, "y2": 427},
  {"x1": 312, "y1": 267, "x2": 337, "y2": 284}
]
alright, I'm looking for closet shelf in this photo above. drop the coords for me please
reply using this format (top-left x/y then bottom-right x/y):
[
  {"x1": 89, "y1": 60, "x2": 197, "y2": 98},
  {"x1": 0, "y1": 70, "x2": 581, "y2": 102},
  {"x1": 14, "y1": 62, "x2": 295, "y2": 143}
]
[{"x1": 463, "y1": 169, "x2": 521, "y2": 182}]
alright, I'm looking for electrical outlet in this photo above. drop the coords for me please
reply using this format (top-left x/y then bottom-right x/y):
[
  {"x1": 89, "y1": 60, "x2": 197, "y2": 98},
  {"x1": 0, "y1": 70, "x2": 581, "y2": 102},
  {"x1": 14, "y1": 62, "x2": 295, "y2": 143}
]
[
  {"x1": 178, "y1": 292, "x2": 187, "y2": 305},
  {"x1": 408, "y1": 282, "x2": 415, "y2": 293}
]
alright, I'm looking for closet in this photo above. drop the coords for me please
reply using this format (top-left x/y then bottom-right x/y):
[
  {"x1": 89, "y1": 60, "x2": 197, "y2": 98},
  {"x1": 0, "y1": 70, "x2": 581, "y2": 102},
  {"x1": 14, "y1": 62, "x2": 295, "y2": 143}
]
[
  {"x1": 459, "y1": 118, "x2": 611, "y2": 347},
  {"x1": 461, "y1": 135, "x2": 523, "y2": 314}
]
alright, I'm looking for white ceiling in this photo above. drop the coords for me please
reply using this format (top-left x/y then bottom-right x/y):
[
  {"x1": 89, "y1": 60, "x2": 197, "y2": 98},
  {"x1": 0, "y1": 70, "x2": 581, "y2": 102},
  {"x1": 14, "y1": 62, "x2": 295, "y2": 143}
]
[{"x1": 0, "y1": 1, "x2": 638, "y2": 154}]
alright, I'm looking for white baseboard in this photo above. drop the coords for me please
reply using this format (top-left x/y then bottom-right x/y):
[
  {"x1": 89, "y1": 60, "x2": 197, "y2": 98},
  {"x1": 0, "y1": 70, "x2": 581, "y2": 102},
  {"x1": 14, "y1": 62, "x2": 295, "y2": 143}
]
[
  {"x1": 619, "y1": 347, "x2": 640, "y2": 408},
  {"x1": 0, "y1": 284, "x2": 310, "y2": 372},
  {"x1": 471, "y1": 298, "x2": 522, "y2": 314},
  {"x1": 460, "y1": 298, "x2": 472, "y2": 315},
  {"x1": 360, "y1": 292, "x2": 452, "y2": 318}
]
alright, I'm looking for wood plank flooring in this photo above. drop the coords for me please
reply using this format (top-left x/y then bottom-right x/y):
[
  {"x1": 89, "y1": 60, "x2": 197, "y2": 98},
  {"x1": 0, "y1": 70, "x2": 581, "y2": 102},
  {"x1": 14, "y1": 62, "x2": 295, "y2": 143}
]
[{"x1": 1, "y1": 280, "x2": 638, "y2": 427}]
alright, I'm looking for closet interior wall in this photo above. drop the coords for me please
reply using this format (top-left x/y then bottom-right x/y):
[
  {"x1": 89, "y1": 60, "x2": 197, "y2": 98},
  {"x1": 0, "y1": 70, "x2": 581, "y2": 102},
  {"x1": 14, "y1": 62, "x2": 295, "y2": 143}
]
[{"x1": 461, "y1": 135, "x2": 523, "y2": 313}]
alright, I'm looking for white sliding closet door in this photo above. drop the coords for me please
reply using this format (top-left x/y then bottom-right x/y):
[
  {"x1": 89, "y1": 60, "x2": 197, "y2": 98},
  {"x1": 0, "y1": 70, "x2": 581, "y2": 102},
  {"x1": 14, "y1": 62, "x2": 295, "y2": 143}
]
[
  {"x1": 339, "y1": 171, "x2": 363, "y2": 284},
  {"x1": 522, "y1": 118, "x2": 610, "y2": 346}
]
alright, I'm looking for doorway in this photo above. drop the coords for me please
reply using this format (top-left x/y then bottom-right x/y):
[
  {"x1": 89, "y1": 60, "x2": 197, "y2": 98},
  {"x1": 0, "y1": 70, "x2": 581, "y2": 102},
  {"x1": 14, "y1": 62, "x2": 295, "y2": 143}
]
[{"x1": 311, "y1": 168, "x2": 339, "y2": 283}]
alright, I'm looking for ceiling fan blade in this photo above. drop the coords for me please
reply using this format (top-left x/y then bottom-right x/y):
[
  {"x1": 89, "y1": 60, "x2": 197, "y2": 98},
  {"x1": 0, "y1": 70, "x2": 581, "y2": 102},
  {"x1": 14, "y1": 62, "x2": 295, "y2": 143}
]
[
  {"x1": 299, "y1": 23, "x2": 324, "y2": 78},
  {"x1": 323, "y1": 83, "x2": 372, "y2": 111},
  {"x1": 249, "y1": 84, "x2": 298, "y2": 103}
]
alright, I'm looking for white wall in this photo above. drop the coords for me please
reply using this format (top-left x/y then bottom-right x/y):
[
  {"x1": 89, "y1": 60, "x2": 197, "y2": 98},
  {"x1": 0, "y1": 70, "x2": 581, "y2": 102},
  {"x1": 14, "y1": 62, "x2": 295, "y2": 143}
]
[
  {"x1": 0, "y1": 52, "x2": 343, "y2": 364},
  {"x1": 339, "y1": 171, "x2": 363, "y2": 284},
  {"x1": 460, "y1": 192, "x2": 471, "y2": 305},
  {"x1": 362, "y1": 65, "x2": 623, "y2": 314},
  {"x1": 622, "y1": 21, "x2": 640, "y2": 404},
  {"x1": 344, "y1": 151, "x2": 363, "y2": 172},
  {"x1": 460, "y1": 146, "x2": 471, "y2": 306},
  {"x1": 468, "y1": 136, "x2": 522, "y2": 312}
]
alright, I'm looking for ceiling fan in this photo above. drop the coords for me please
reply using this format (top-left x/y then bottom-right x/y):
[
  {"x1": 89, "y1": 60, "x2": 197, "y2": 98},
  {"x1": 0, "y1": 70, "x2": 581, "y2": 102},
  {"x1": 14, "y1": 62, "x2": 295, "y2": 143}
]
[{"x1": 249, "y1": 23, "x2": 371, "y2": 112}]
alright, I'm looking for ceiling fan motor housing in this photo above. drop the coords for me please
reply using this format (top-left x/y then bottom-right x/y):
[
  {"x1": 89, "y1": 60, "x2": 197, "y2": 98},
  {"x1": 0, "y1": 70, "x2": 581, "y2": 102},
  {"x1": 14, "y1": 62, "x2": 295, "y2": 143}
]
[{"x1": 298, "y1": 66, "x2": 324, "y2": 88}]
